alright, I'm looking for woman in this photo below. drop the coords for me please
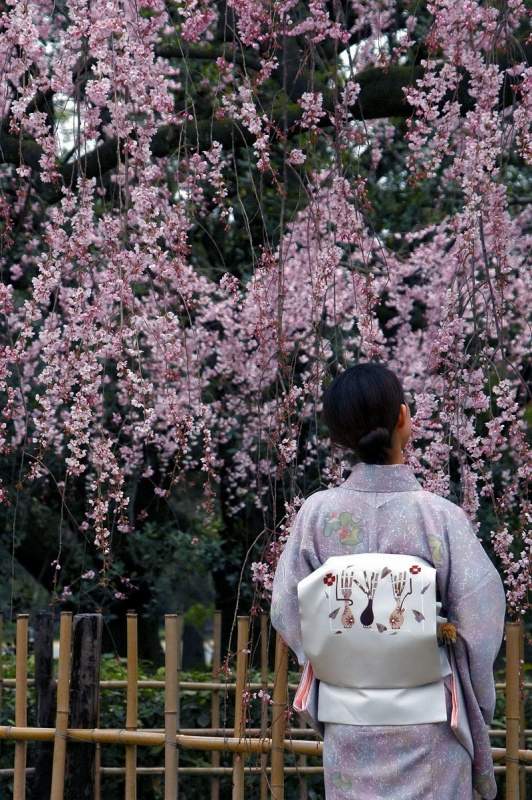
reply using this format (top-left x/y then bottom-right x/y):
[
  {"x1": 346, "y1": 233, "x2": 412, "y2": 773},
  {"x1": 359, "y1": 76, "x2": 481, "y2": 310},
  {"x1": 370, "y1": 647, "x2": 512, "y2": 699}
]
[{"x1": 270, "y1": 363, "x2": 506, "y2": 800}]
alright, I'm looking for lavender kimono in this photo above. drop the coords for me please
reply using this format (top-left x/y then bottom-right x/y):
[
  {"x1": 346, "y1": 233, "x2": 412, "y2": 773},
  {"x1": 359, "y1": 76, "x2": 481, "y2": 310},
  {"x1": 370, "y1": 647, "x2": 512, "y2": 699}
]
[{"x1": 271, "y1": 463, "x2": 506, "y2": 800}]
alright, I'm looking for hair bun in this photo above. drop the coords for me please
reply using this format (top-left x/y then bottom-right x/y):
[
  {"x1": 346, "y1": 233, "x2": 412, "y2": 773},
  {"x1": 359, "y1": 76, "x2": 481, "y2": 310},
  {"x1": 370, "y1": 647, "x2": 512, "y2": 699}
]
[{"x1": 357, "y1": 427, "x2": 391, "y2": 463}]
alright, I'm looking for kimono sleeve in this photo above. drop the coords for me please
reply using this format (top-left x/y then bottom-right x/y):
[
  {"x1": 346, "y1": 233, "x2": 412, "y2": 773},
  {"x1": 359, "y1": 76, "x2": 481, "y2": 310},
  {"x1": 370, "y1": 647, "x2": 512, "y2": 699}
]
[
  {"x1": 270, "y1": 500, "x2": 319, "y2": 665},
  {"x1": 445, "y1": 508, "x2": 506, "y2": 725}
]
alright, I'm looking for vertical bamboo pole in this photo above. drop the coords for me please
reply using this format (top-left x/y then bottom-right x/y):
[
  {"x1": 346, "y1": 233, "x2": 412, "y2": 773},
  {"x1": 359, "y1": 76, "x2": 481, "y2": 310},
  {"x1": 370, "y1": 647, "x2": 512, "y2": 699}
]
[
  {"x1": 164, "y1": 614, "x2": 179, "y2": 800},
  {"x1": 95, "y1": 608, "x2": 103, "y2": 800},
  {"x1": 518, "y1": 622, "x2": 525, "y2": 800},
  {"x1": 505, "y1": 620, "x2": 521, "y2": 800},
  {"x1": 260, "y1": 613, "x2": 269, "y2": 800},
  {"x1": 176, "y1": 614, "x2": 182, "y2": 796},
  {"x1": 232, "y1": 616, "x2": 249, "y2": 800},
  {"x1": 50, "y1": 611, "x2": 73, "y2": 800},
  {"x1": 0, "y1": 614, "x2": 3, "y2": 727},
  {"x1": 14, "y1": 614, "x2": 29, "y2": 800},
  {"x1": 125, "y1": 612, "x2": 138, "y2": 800},
  {"x1": 94, "y1": 711, "x2": 102, "y2": 800},
  {"x1": 211, "y1": 611, "x2": 222, "y2": 800},
  {"x1": 270, "y1": 634, "x2": 288, "y2": 800}
]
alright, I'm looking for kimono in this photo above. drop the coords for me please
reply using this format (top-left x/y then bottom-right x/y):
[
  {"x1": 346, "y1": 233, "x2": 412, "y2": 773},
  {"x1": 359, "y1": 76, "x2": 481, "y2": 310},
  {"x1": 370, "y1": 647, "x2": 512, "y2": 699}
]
[{"x1": 270, "y1": 463, "x2": 506, "y2": 800}]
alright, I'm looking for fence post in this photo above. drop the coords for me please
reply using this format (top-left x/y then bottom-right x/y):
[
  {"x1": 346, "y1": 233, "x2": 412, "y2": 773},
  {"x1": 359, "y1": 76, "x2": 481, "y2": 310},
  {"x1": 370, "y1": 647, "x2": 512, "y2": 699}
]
[
  {"x1": 260, "y1": 613, "x2": 269, "y2": 800},
  {"x1": 270, "y1": 634, "x2": 288, "y2": 800},
  {"x1": 14, "y1": 614, "x2": 29, "y2": 800},
  {"x1": 505, "y1": 620, "x2": 522, "y2": 800},
  {"x1": 65, "y1": 614, "x2": 103, "y2": 800},
  {"x1": 176, "y1": 614, "x2": 182, "y2": 796},
  {"x1": 211, "y1": 610, "x2": 222, "y2": 800},
  {"x1": 232, "y1": 616, "x2": 249, "y2": 800},
  {"x1": 0, "y1": 613, "x2": 3, "y2": 728},
  {"x1": 125, "y1": 612, "x2": 138, "y2": 800},
  {"x1": 518, "y1": 623, "x2": 525, "y2": 800},
  {"x1": 50, "y1": 611, "x2": 73, "y2": 800},
  {"x1": 164, "y1": 614, "x2": 180, "y2": 800},
  {"x1": 32, "y1": 611, "x2": 56, "y2": 799}
]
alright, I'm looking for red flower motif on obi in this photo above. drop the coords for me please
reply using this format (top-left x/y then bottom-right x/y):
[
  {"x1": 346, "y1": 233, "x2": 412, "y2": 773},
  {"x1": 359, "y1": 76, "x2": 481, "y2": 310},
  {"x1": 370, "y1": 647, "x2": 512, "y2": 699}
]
[
  {"x1": 323, "y1": 573, "x2": 336, "y2": 586},
  {"x1": 409, "y1": 564, "x2": 421, "y2": 575}
]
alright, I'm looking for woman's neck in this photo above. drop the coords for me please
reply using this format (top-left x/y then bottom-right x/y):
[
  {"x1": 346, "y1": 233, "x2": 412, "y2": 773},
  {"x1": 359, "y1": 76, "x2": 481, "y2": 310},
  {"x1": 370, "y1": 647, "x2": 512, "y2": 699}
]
[{"x1": 387, "y1": 443, "x2": 405, "y2": 465}]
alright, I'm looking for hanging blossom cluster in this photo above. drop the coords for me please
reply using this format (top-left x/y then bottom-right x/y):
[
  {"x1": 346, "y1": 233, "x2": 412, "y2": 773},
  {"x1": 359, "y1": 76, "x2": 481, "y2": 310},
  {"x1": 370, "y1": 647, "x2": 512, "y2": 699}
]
[{"x1": 0, "y1": 0, "x2": 529, "y2": 613}]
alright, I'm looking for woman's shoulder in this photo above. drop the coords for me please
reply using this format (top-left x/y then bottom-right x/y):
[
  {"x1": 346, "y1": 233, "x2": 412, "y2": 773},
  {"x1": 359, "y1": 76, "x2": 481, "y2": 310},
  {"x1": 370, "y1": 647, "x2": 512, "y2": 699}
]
[
  {"x1": 297, "y1": 485, "x2": 357, "y2": 520},
  {"x1": 299, "y1": 486, "x2": 337, "y2": 512},
  {"x1": 413, "y1": 488, "x2": 467, "y2": 513},
  {"x1": 413, "y1": 488, "x2": 473, "y2": 525}
]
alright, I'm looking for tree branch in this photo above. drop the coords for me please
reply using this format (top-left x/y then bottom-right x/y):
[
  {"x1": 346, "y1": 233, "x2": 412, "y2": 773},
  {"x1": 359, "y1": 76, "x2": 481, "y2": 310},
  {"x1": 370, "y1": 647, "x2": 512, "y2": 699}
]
[{"x1": 0, "y1": 42, "x2": 528, "y2": 202}]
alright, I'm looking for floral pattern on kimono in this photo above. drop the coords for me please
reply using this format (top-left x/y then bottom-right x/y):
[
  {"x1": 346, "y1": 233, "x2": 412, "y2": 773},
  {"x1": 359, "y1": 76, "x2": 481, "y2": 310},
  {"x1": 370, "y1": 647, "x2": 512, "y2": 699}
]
[{"x1": 323, "y1": 511, "x2": 360, "y2": 546}]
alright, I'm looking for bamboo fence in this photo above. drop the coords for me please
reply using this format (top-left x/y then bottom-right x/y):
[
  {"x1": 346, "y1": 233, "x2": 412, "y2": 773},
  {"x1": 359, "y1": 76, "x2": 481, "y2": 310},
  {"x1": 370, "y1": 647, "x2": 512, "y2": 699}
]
[{"x1": 0, "y1": 612, "x2": 529, "y2": 799}]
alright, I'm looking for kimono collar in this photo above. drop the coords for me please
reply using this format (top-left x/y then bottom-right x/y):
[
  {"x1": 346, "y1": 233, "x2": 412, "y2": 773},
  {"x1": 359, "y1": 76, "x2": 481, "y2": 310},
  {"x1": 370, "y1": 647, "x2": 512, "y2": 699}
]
[{"x1": 340, "y1": 462, "x2": 422, "y2": 493}]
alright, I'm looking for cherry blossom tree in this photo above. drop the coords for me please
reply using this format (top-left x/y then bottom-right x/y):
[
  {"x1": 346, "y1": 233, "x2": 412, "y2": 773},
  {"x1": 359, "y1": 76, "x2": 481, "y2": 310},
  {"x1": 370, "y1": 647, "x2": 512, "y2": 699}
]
[{"x1": 0, "y1": 0, "x2": 529, "y2": 649}]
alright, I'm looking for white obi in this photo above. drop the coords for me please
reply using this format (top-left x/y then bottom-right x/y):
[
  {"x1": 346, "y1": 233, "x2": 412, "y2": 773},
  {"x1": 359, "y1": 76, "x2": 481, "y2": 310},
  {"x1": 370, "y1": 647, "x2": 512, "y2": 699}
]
[{"x1": 297, "y1": 553, "x2": 452, "y2": 726}]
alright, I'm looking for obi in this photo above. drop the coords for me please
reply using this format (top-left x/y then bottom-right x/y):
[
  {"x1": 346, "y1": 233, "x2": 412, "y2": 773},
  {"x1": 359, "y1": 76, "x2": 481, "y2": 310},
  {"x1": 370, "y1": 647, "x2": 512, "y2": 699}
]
[{"x1": 296, "y1": 552, "x2": 452, "y2": 726}]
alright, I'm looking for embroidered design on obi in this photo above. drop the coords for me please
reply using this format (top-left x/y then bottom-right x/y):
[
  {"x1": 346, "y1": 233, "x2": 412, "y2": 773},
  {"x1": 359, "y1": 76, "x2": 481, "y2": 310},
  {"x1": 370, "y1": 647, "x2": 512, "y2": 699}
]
[{"x1": 325, "y1": 560, "x2": 430, "y2": 634}]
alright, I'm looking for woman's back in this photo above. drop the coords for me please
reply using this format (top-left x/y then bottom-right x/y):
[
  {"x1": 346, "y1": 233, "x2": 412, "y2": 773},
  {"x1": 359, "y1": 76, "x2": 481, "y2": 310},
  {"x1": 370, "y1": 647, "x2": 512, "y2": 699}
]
[{"x1": 271, "y1": 464, "x2": 505, "y2": 799}]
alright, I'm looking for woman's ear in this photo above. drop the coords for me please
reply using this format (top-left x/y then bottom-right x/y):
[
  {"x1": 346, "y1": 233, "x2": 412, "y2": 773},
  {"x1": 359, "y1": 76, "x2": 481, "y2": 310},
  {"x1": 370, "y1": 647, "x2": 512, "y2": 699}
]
[{"x1": 396, "y1": 403, "x2": 408, "y2": 429}]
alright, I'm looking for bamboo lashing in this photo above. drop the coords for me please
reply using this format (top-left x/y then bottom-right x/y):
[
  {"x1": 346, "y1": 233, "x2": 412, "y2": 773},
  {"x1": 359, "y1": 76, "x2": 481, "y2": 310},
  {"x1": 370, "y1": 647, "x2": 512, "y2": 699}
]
[
  {"x1": 125, "y1": 612, "x2": 138, "y2": 800},
  {"x1": 505, "y1": 621, "x2": 522, "y2": 800},
  {"x1": 50, "y1": 611, "x2": 73, "y2": 800},
  {"x1": 232, "y1": 616, "x2": 250, "y2": 799},
  {"x1": 14, "y1": 614, "x2": 29, "y2": 800},
  {"x1": 260, "y1": 613, "x2": 269, "y2": 800},
  {"x1": 210, "y1": 610, "x2": 222, "y2": 800},
  {"x1": 270, "y1": 634, "x2": 288, "y2": 800},
  {"x1": 164, "y1": 614, "x2": 179, "y2": 800}
]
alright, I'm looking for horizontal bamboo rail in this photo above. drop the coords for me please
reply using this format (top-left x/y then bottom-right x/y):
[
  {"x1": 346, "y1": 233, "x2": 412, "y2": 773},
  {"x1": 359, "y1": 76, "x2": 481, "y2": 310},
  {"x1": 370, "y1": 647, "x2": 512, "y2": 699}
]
[
  {"x1": 93, "y1": 726, "x2": 530, "y2": 739},
  {"x1": 0, "y1": 727, "x2": 322, "y2": 755},
  {"x1": 1, "y1": 727, "x2": 531, "y2": 763},
  {"x1": 3, "y1": 765, "x2": 532, "y2": 778},
  {"x1": 2, "y1": 678, "x2": 528, "y2": 691}
]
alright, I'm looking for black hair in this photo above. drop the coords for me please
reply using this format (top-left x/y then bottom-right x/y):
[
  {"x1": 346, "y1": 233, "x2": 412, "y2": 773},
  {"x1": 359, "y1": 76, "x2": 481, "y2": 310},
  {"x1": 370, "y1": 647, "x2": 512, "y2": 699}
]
[{"x1": 322, "y1": 362, "x2": 405, "y2": 465}]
